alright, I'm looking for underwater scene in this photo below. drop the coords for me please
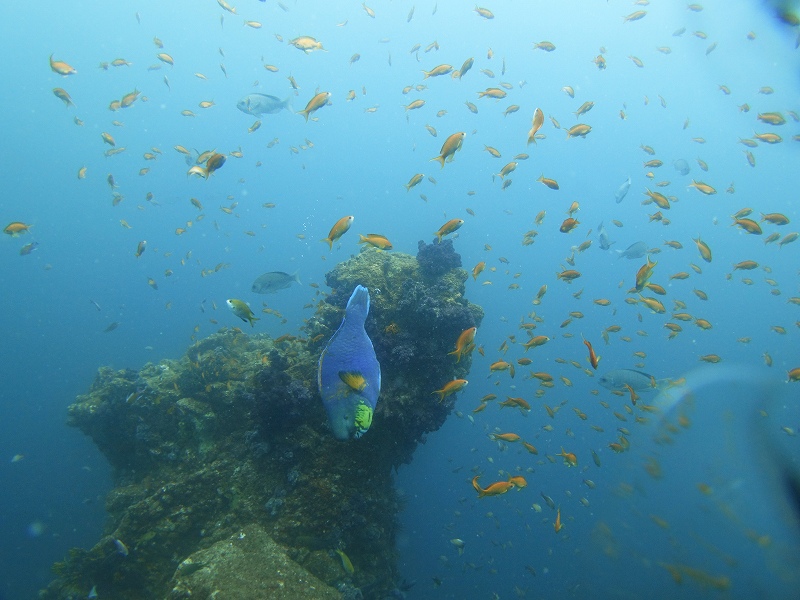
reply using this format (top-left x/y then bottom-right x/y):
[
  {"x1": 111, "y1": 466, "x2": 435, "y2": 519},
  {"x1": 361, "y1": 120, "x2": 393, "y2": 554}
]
[{"x1": 1, "y1": 0, "x2": 799, "y2": 598}]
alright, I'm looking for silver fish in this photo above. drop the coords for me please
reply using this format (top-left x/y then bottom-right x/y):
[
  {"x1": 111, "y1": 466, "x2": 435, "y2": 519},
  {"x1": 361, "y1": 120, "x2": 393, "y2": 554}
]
[
  {"x1": 616, "y1": 241, "x2": 648, "y2": 260},
  {"x1": 598, "y1": 369, "x2": 659, "y2": 392},
  {"x1": 597, "y1": 222, "x2": 614, "y2": 250},
  {"x1": 237, "y1": 93, "x2": 292, "y2": 116},
  {"x1": 673, "y1": 158, "x2": 690, "y2": 176},
  {"x1": 251, "y1": 271, "x2": 301, "y2": 294},
  {"x1": 614, "y1": 176, "x2": 631, "y2": 203}
]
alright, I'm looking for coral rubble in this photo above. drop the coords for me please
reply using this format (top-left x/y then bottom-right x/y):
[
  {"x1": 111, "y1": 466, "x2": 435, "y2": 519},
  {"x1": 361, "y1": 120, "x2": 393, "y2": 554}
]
[{"x1": 42, "y1": 244, "x2": 482, "y2": 599}]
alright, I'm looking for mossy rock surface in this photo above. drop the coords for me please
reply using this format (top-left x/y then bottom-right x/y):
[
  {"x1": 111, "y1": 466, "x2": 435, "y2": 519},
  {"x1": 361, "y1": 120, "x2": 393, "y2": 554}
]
[{"x1": 167, "y1": 525, "x2": 341, "y2": 600}]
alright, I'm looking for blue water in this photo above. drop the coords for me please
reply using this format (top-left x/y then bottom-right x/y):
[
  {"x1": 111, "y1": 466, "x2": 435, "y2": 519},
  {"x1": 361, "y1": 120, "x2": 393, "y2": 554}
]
[{"x1": 1, "y1": 1, "x2": 798, "y2": 598}]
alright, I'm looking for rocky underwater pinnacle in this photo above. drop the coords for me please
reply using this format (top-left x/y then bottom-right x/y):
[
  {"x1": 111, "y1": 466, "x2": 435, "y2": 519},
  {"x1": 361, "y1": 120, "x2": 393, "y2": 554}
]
[{"x1": 43, "y1": 242, "x2": 482, "y2": 600}]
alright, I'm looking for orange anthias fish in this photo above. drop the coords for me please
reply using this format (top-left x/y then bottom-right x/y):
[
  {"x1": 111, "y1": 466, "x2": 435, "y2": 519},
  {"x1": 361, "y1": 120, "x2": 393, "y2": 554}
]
[
  {"x1": 472, "y1": 475, "x2": 515, "y2": 498},
  {"x1": 322, "y1": 215, "x2": 354, "y2": 250},
  {"x1": 582, "y1": 335, "x2": 600, "y2": 369},
  {"x1": 554, "y1": 508, "x2": 563, "y2": 532},
  {"x1": 508, "y1": 475, "x2": 527, "y2": 488},
  {"x1": 434, "y1": 218, "x2": 464, "y2": 242},
  {"x1": 432, "y1": 378, "x2": 468, "y2": 402},
  {"x1": 298, "y1": 91, "x2": 331, "y2": 122},
  {"x1": 448, "y1": 327, "x2": 477, "y2": 362},
  {"x1": 489, "y1": 432, "x2": 520, "y2": 442},
  {"x1": 556, "y1": 447, "x2": 578, "y2": 467},
  {"x1": 472, "y1": 261, "x2": 486, "y2": 281},
  {"x1": 431, "y1": 132, "x2": 466, "y2": 168}
]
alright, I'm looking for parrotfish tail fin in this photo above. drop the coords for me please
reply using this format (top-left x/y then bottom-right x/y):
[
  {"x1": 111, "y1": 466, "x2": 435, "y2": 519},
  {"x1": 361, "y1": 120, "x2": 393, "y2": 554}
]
[
  {"x1": 283, "y1": 95, "x2": 293, "y2": 112},
  {"x1": 431, "y1": 155, "x2": 445, "y2": 168},
  {"x1": 346, "y1": 285, "x2": 370, "y2": 319},
  {"x1": 321, "y1": 237, "x2": 333, "y2": 250},
  {"x1": 292, "y1": 270, "x2": 302, "y2": 285}
]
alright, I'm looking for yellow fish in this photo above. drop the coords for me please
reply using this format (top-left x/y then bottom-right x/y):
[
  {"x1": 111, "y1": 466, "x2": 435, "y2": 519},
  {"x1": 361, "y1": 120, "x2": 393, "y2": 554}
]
[
  {"x1": 434, "y1": 218, "x2": 464, "y2": 242},
  {"x1": 322, "y1": 215, "x2": 354, "y2": 250},
  {"x1": 431, "y1": 132, "x2": 465, "y2": 168},
  {"x1": 49, "y1": 54, "x2": 76, "y2": 75},
  {"x1": 298, "y1": 91, "x2": 331, "y2": 122}
]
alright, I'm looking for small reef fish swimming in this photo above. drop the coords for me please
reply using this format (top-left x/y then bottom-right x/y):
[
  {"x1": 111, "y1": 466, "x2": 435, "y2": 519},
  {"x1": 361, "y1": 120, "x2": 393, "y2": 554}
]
[
  {"x1": 236, "y1": 93, "x2": 292, "y2": 116},
  {"x1": 322, "y1": 215, "x2": 354, "y2": 250},
  {"x1": 251, "y1": 271, "x2": 301, "y2": 294},
  {"x1": 597, "y1": 222, "x2": 614, "y2": 250},
  {"x1": 226, "y1": 298, "x2": 259, "y2": 327},
  {"x1": 616, "y1": 241, "x2": 648, "y2": 260},
  {"x1": 318, "y1": 285, "x2": 381, "y2": 440},
  {"x1": 615, "y1": 176, "x2": 631, "y2": 203},
  {"x1": 598, "y1": 369, "x2": 661, "y2": 392}
]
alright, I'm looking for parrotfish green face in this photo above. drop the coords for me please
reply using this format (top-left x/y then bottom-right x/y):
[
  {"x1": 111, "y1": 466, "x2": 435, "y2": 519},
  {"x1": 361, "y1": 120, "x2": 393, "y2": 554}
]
[
  {"x1": 353, "y1": 401, "x2": 373, "y2": 439},
  {"x1": 318, "y1": 285, "x2": 381, "y2": 440}
]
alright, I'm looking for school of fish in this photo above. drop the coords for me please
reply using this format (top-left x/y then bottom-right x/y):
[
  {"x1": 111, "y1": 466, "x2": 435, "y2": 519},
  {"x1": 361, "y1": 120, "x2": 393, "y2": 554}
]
[{"x1": 24, "y1": 1, "x2": 800, "y2": 596}]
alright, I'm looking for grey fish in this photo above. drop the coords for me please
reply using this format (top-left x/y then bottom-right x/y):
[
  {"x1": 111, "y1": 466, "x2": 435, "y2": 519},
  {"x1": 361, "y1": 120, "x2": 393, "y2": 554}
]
[
  {"x1": 251, "y1": 271, "x2": 301, "y2": 294},
  {"x1": 598, "y1": 369, "x2": 659, "y2": 392},
  {"x1": 614, "y1": 176, "x2": 631, "y2": 203},
  {"x1": 673, "y1": 158, "x2": 690, "y2": 176},
  {"x1": 237, "y1": 93, "x2": 291, "y2": 116},
  {"x1": 616, "y1": 241, "x2": 648, "y2": 260},
  {"x1": 597, "y1": 221, "x2": 614, "y2": 250}
]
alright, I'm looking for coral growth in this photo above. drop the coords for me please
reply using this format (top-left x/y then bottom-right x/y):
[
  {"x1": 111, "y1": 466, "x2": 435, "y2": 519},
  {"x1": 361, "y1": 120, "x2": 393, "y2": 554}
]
[{"x1": 42, "y1": 244, "x2": 482, "y2": 600}]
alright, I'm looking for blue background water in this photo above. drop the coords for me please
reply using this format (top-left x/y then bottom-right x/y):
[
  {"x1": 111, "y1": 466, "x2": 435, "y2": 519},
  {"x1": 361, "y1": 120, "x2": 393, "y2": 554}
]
[{"x1": 0, "y1": 1, "x2": 798, "y2": 598}]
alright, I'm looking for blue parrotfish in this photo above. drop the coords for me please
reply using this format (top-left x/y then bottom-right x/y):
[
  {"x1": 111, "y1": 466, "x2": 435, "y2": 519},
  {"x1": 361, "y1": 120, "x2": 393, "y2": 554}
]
[{"x1": 318, "y1": 285, "x2": 381, "y2": 440}]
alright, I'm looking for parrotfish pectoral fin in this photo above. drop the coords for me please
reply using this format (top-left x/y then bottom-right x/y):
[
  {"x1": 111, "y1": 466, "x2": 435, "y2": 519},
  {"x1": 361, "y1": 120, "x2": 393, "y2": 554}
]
[{"x1": 339, "y1": 370, "x2": 367, "y2": 392}]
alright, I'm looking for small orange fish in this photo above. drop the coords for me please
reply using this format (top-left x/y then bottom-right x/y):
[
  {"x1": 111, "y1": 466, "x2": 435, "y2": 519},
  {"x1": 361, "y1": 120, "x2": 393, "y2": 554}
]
[
  {"x1": 472, "y1": 475, "x2": 514, "y2": 498},
  {"x1": 554, "y1": 508, "x2": 563, "y2": 533},
  {"x1": 582, "y1": 336, "x2": 600, "y2": 369},
  {"x1": 559, "y1": 218, "x2": 579, "y2": 233},
  {"x1": 3, "y1": 222, "x2": 32, "y2": 237},
  {"x1": 537, "y1": 174, "x2": 559, "y2": 190},
  {"x1": 322, "y1": 216, "x2": 354, "y2": 250},
  {"x1": 489, "y1": 432, "x2": 520, "y2": 442},
  {"x1": 508, "y1": 475, "x2": 527, "y2": 488},
  {"x1": 527, "y1": 108, "x2": 544, "y2": 145},
  {"x1": 49, "y1": 54, "x2": 77, "y2": 75},
  {"x1": 522, "y1": 441, "x2": 538, "y2": 454},
  {"x1": 434, "y1": 218, "x2": 464, "y2": 242},
  {"x1": 431, "y1": 132, "x2": 466, "y2": 168},
  {"x1": 556, "y1": 447, "x2": 578, "y2": 467},
  {"x1": 358, "y1": 233, "x2": 393, "y2": 250},
  {"x1": 522, "y1": 335, "x2": 549, "y2": 351},
  {"x1": 431, "y1": 378, "x2": 468, "y2": 402},
  {"x1": 298, "y1": 91, "x2": 331, "y2": 122},
  {"x1": 448, "y1": 327, "x2": 477, "y2": 362},
  {"x1": 623, "y1": 383, "x2": 639, "y2": 405},
  {"x1": 472, "y1": 261, "x2": 486, "y2": 281}
]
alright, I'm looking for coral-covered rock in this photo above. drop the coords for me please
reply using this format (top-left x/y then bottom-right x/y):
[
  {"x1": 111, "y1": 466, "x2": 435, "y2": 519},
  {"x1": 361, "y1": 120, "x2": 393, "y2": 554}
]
[{"x1": 43, "y1": 244, "x2": 482, "y2": 600}]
